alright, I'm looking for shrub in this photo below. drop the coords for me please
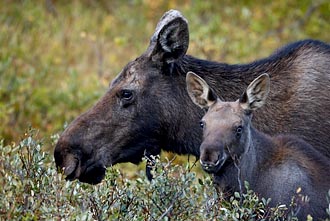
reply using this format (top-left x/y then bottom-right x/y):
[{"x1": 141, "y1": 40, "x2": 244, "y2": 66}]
[{"x1": 2, "y1": 129, "x2": 328, "y2": 220}]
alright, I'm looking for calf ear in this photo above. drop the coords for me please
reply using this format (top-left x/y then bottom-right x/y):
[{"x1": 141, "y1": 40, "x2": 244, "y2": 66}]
[
  {"x1": 186, "y1": 72, "x2": 217, "y2": 109},
  {"x1": 240, "y1": 73, "x2": 270, "y2": 111},
  {"x1": 147, "y1": 10, "x2": 189, "y2": 63}
]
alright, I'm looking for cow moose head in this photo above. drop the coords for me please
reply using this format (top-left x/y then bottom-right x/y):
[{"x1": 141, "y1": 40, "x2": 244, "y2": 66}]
[{"x1": 54, "y1": 10, "x2": 202, "y2": 184}]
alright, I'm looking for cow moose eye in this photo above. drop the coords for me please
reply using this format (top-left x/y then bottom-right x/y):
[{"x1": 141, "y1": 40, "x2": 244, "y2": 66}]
[
  {"x1": 235, "y1": 126, "x2": 243, "y2": 139},
  {"x1": 119, "y1": 89, "x2": 134, "y2": 108},
  {"x1": 121, "y1": 90, "x2": 133, "y2": 100},
  {"x1": 121, "y1": 90, "x2": 133, "y2": 101}
]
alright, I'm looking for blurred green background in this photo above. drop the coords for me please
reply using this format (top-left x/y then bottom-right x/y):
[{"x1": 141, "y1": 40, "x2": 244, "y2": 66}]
[{"x1": 1, "y1": 0, "x2": 329, "y2": 149}]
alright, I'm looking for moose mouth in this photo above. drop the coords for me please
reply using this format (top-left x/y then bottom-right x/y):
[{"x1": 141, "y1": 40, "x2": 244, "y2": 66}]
[
  {"x1": 78, "y1": 163, "x2": 106, "y2": 184},
  {"x1": 62, "y1": 159, "x2": 106, "y2": 185},
  {"x1": 200, "y1": 153, "x2": 228, "y2": 174}
]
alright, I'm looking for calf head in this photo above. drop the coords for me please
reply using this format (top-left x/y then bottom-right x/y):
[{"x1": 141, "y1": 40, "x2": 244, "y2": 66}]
[
  {"x1": 54, "y1": 10, "x2": 191, "y2": 184},
  {"x1": 186, "y1": 72, "x2": 270, "y2": 173}
]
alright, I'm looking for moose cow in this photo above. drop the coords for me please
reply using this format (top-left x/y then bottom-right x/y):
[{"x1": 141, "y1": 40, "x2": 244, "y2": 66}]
[
  {"x1": 54, "y1": 10, "x2": 330, "y2": 184},
  {"x1": 186, "y1": 72, "x2": 330, "y2": 220}
]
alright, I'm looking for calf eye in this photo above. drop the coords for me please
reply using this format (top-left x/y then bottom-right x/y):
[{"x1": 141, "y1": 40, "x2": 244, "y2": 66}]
[
  {"x1": 235, "y1": 126, "x2": 243, "y2": 139},
  {"x1": 199, "y1": 121, "x2": 205, "y2": 129}
]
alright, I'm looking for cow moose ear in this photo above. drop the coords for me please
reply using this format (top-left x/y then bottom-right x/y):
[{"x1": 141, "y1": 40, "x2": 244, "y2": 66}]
[
  {"x1": 186, "y1": 71, "x2": 217, "y2": 109},
  {"x1": 148, "y1": 9, "x2": 189, "y2": 63},
  {"x1": 240, "y1": 73, "x2": 270, "y2": 111}
]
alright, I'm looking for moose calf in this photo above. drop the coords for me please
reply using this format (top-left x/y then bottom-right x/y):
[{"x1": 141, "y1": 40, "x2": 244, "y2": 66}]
[{"x1": 186, "y1": 72, "x2": 330, "y2": 220}]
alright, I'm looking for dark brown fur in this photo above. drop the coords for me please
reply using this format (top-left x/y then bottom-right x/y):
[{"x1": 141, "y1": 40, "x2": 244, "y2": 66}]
[{"x1": 54, "y1": 10, "x2": 330, "y2": 185}]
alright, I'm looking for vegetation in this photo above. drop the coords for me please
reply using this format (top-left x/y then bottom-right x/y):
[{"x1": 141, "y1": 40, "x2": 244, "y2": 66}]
[
  {"x1": 2, "y1": 129, "x2": 328, "y2": 220},
  {"x1": 1, "y1": 1, "x2": 330, "y2": 220}
]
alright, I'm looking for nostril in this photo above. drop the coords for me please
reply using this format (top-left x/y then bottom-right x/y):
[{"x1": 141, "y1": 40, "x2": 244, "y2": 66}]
[
  {"x1": 54, "y1": 146, "x2": 63, "y2": 169},
  {"x1": 64, "y1": 159, "x2": 79, "y2": 180},
  {"x1": 54, "y1": 123, "x2": 87, "y2": 181},
  {"x1": 63, "y1": 156, "x2": 79, "y2": 175},
  {"x1": 54, "y1": 141, "x2": 81, "y2": 180}
]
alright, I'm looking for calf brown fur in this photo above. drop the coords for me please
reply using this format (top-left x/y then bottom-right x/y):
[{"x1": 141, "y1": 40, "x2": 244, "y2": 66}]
[{"x1": 186, "y1": 72, "x2": 330, "y2": 220}]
